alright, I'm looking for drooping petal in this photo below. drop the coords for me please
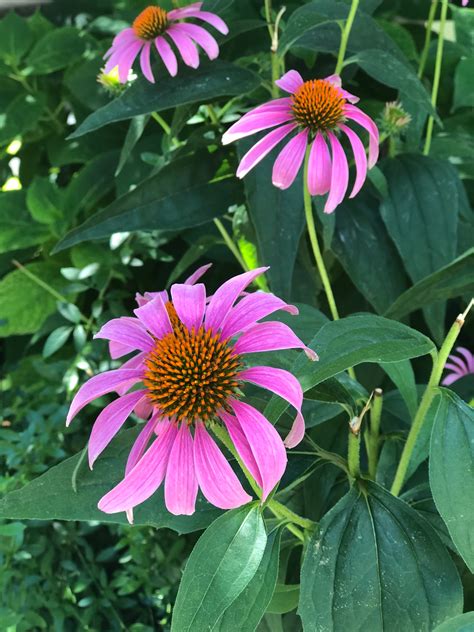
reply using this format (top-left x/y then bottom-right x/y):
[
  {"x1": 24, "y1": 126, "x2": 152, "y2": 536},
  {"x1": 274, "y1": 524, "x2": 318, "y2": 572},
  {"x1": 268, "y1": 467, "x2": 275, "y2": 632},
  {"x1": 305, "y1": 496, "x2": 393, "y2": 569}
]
[
  {"x1": 135, "y1": 289, "x2": 169, "y2": 308},
  {"x1": 139, "y1": 41, "x2": 154, "y2": 83},
  {"x1": 230, "y1": 400, "x2": 287, "y2": 500},
  {"x1": 275, "y1": 70, "x2": 304, "y2": 94},
  {"x1": 446, "y1": 354, "x2": 468, "y2": 372},
  {"x1": 165, "y1": 424, "x2": 198, "y2": 515},
  {"x1": 307, "y1": 132, "x2": 331, "y2": 196},
  {"x1": 221, "y1": 292, "x2": 298, "y2": 339},
  {"x1": 125, "y1": 414, "x2": 163, "y2": 476},
  {"x1": 219, "y1": 410, "x2": 262, "y2": 487},
  {"x1": 193, "y1": 422, "x2": 252, "y2": 509},
  {"x1": 344, "y1": 104, "x2": 379, "y2": 168},
  {"x1": 443, "y1": 363, "x2": 465, "y2": 375},
  {"x1": 175, "y1": 23, "x2": 219, "y2": 60},
  {"x1": 134, "y1": 394, "x2": 153, "y2": 420},
  {"x1": 184, "y1": 263, "x2": 212, "y2": 285},
  {"x1": 170, "y1": 283, "x2": 206, "y2": 331},
  {"x1": 111, "y1": 28, "x2": 137, "y2": 48},
  {"x1": 205, "y1": 267, "x2": 268, "y2": 332},
  {"x1": 221, "y1": 111, "x2": 294, "y2": 144},
  {"x1": 98, "y1": 422, "x2": 178, "y2": 514},
  {"x1": 168, "y1": 8, "x2": 229, "y2": 34},
  {"x1": 104, "y1": 40, "x2": 133, "y2": 73},
  {"x1": 236, "y1": 123, "x2": 298, "y2": 179},
  {"x1": 94, "y1": 317, "x2": 154, "y2": 354},
  {"x1": 324, "y1": 74, "x2": 359, "y2": 103},
  {"x1": 134, "y1": 296, "x2": 173, "y2": 339},
  {"x1": 168, "y1": 1, "x2": 202, "y2": 17},
  {"x1": 324, "y1": 132, "x2": 349, "y2": 214},
  {"x1": 233, "y1": 321, "x2": 318, "y2": 360},
  {"x1": 115, "y1": 353, "x2": 147, "y2": 395},
  {"x1": 339, "y1": 123, "x2": 368, "y2": 198},
  {"x1": 155, "y1": 36, "x2": 178, "y2": 76},
  {"x1": 167, "y1": 27, "x2": 200, "y2": 68},
  {"x1": 116, "y1": 39, "x2": 143, "y2": 83},
  {"x1": 441, "y1": 373, "x2": 463, "y2": 386},
  {"x1": 272, "y1": 129, "x2": 309, "y2": 190},
  {"x1": 88, "y1": 390, "x2": 147, "y2": 468},
  {"x1": 238, "y1": 366, "x2": 304, "y2": 448},
  {"x1": 66, "y1": 368, "x2": 144, "y2": 426},
  {"x1": 455, "y1": 347, "x2": 474, "y2": 372}
]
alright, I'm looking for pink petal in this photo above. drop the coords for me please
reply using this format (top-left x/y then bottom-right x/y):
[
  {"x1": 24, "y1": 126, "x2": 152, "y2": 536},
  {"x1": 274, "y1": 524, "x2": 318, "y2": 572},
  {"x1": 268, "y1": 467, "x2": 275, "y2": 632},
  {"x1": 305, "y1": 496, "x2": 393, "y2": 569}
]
[
  {"x1": 165, "y1": 424, "x2": 198, "y2": 515},
  {"x1": 139, "y1": 41, "x2": 154, "y2": 83},
  {"x1": 109, "y1": 340, "x2": 135, "y2": 360},
  {"x1": 272, "y1": 129, "x2": 309, "y2": 190},
  {"x1": 238, "y1": 366, "x2": 304, "y2": 448},
  {"x1": 441, "y1": 373, "x2": 463, "y2": 386},
  {"x1": 167, "y1": 27, "x2": 200, "y2": 68},
  {"x1": 168, "y1": 8, "x2": 229, "y2": 34},
  {"x1": 134, "y1": 296, "x2": 173, "y2": 339},
  {"x1": 115, "y1": 353, "x2": 147, "y2": 396},
  {"x1": 221, "y1": 111, "x2": 294, "y2": 144},
  {"x1": 447, "y1": 354, "x2": 468, "y2": 372},
  {"x1": 233, "y1": 321, "x2": 318, "y2": 361},
  {"x1": 230, "y1": 400, "x2": 287, "y2": 500},
  {"x1": 339, "y1": 123, "x2": 368, "y2": 198},
  {"x1": 236, "y1": 122, "x2": 298, "y2": 179},
  {"x1": 221, "y1": 292, "x2": 298, "y2": 339},
  {"x1": 193, "y1": 422, "x2": 252, "y2": 509},
  {"x1": 205, "y1": 267, "x2": 269, "y2": 333},
  {"x1": 66, "y1": 368, "x2": 144, "y2": 426},
  {"x1": 454, "y1": 347, "x2": 474, "y2": 372},
  {"x1": 344, "y1": 104, "x2": 379, "y2": 168},
  {"x1": 307, "y1": 132, "x2": 331, "y2": 196},
  {"x1": 324, "y1": 132, "x2": 349, "y2": 214},
  {"x1": 443, "y1": 363, "x2": 465, "y2": 374},
  {"x1": 168, "y1": 1, "x2": 203, "y2": 17},
  {"x1": 134, "y1": 395, "x2": 153, "y2": 420},
  {"x1": 117, "y1": 40, "x2": 143, "y2": 83},
  {"x1": 275, "y1": 70, "x2": 304, "y2": 94},
  {"x1": 125, "y1": 414, "x2": 163, "y2": 476},
  {"x1": 324, "y1": 74, "x2": 359, "y2": 103},
  {"x1": 88, "y1": 390, "x2": 147, "y2": 468},
  {"x1": 170, "y1": 282, "x2": 206, "y2": 331},
  {"x1": 176, "y1": 23, "x2": 219, "y2": 60},
  {"x1": 184, "y1": 263, "x2": 212, "y2": 285},
  {"x1": 98, "y1": 422, "x2": 178, "y2": 514},
  {"x1": 219, "y1": 410, "x2": 262, "y2": 487},
  {"x1": 94, "y1": 317, "x2": 154, "y2": 353},
  {"x1": 111, "y1": 28, "x2": 137, "y2": 48},
  {"x1": 155, "y1": 36, "x2": 178, "y2": 76}
]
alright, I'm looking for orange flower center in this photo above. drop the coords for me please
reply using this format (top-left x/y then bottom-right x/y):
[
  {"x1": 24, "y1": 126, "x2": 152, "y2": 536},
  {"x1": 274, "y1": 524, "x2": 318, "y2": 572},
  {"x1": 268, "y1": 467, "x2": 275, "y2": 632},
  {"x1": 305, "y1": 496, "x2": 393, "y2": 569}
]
[
  {"x1": 291, "y1": 79, "x2": 345, "y2": 132},
  {"x1": 143, "y1": 303, "x2": 241, "y2": 423},
  {"x1": 133, "y1": 6, "x2": 168, "y2": 40}
]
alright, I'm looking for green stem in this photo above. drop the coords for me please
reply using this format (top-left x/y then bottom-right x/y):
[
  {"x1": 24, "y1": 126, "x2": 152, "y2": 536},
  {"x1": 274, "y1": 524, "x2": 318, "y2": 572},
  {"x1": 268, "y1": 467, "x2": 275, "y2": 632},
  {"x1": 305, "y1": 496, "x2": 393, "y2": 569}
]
[
  {"x1": 264, "y1": 0, "x2": 282, "y2": 97},
  {"x1": 418, "y1": 0, "x2": 439, "y2": 78},
  {"x1": 268, "y1": 499, "x2": 315, "y2": 531},
  {"x1": 347, "y1": 431, "x2": 361, "y2": 478},
  {"x1": 366, "y1": 388, "x2": 383, "y2": 480},
  {"x1": 423, "y1": 0, "x2": 448, "y2": 156},
  {"x1": 211, "y1": 424, "x2": 261, "y2": 497},
  {"x1": 213, "y1": 218, "x2": 249, "y2": 272},
  {"x1": 334, "y1": 0, "x2": 360, "y2": 74},
  {"x1": 151, "y1": 111, "x2": 171, "y2": 135},
  {"x1": 391, "y1": 302, "x2": 473, "y2": 496}
]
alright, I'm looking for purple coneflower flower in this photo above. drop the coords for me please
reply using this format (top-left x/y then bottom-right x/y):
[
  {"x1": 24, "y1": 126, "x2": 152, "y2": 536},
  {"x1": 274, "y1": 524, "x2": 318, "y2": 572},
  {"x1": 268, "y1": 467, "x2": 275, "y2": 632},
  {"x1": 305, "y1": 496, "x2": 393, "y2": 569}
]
[
  {"x1": 103, "y1": 2, "x2": 228, "y2": 84},
  {"x1": 222, "y1": 70, "x2": 379, "y2": 214},
  {"x1": 442, "y1": 347, "x2": 474, "y2": 386},
  {"x1": 66, "y1": 265, "x2": 317, "y2": 519}
]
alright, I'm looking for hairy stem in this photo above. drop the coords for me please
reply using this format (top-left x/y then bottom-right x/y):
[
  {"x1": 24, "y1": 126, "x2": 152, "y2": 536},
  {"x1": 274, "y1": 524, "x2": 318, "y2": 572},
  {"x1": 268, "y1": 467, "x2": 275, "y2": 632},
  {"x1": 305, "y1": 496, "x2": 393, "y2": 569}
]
[{"x1": 347, "y1": 430, "x2": 361, "y2": 478}]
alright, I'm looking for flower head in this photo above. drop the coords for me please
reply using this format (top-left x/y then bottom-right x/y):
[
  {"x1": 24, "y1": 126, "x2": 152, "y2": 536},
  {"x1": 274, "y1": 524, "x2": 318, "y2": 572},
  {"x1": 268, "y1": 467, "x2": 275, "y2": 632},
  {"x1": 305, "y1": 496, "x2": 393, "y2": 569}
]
[
  {"x1": 66, "y1": 265, "x2": 317, "y2": 520},
  {"x1": 103, "y1": 2, "x2": 229, "y2": 84},
  {"x1": 222, "y1": 70, "x2": 379, "y2": 214},
  {"x1": 442, "y1": 347, "x2": 474, "y2": 386}
]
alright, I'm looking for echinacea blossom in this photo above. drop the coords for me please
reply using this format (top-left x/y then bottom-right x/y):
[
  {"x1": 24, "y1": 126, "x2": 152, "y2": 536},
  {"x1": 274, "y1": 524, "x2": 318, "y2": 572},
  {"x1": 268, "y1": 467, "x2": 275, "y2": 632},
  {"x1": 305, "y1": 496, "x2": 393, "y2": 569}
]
[
  {"x1": 442, "y1": 347, "x2": 474, "y2": 385},
  {"x1": 66, "y1": 265, "x2": 317, "y2": 520},
  {"x1": 104, "y1": 2, "x2": 228, "y2": 84},
  {"x1": 222, "y1": 70, "x2": 379, "y2": 214}
]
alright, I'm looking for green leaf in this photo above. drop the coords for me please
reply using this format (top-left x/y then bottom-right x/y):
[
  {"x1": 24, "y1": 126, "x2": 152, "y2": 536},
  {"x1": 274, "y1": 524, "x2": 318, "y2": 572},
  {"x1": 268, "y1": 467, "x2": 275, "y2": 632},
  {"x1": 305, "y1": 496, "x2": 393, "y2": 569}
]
[
  {"x1": 299, "y1": 482, "x2": 463, "y2": 631},
  {"x1": 171, "y1": 505, "x2": 267, "y2": 632},
  {"x1": 70, "y1": 61, "x2": 261, "y2": 138},
  {"x1": 64, "y1": 151, "x2": 118, "y2": 219},
  {"x1": 0, "y1": 191, "x2": 50, "y2": 253},
  {"x1": 305, "y1": 376, "x2": 368, "y2": 416},
  {"x1": 452, "y1": 5, "x2": 474, "y2": 56},
  {"x1": 380, "y1": 360, "x2": 418, "y2": 420},
  {"x1": 434, "y1": 612, "x2": 474, "y2": 632},
  {"x1": 115, "y1": 115, "x2": 149, "y2": 176},
  {"x1": 53, "y1": 151, "x2": 242, "y2": 252},
  {"x1": 264, "y1": 314, "x2": 435, "y2": 424},
  {"x1": 384, "y1": 248, "x2": 474, "y2": 320},
  {"x1": 216, "y1": 527, "x2": 282, "y2": 631},
  {"x1": 0, "y1": 92, "x2": 45, "y2": 145},
  {"x1": 0, "y1": 428, "x2": 221, "y2": 533},
  {"x1": 0, "y1": 12, "x2": 34, "y2": 64},
  {"x1": 42, "y1": 326, "x2": 73, "y2": 358},
  {"x1": 25, "y1": 27, "x2": 86, "y2": 74},
  {"x1": 453, "y1": 57, "x2": 474, "y2": 110},
  {"x1": 332, "y1": 192, "x2": 408, "y2": 314},
  {"x1": 430, "y1": 389, "x2": 474, "y2": 572},
  {"x1": 267, "y1": 584, "x2": 299, "y2": 614},
  {"x1": 0, "y1": 262, "x2": 69, "y2": 337},
  {"x1": 237, "y1": 141, "x2": 305, "y2": 300},
  {"x1": 26, "y1": 176, "x2": 63, "y2": 224}
]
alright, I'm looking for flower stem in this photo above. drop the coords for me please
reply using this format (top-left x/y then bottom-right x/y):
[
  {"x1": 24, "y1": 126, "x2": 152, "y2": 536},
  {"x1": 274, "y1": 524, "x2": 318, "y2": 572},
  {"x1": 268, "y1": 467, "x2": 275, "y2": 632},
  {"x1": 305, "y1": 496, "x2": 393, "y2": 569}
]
[
  {"x1": 418, "y1": 0, "x2": 439, "y2": 78},
  {"x1": 151, "y1": 111, "x2": 171, "y2": 135},
  {"x1": 366, "y1": 388, "x2": 383, "y2": 480},
  {"x1": 391, "y1": 300, "x2": 473, "y2": 496},
  {"x1": 213, "y1": 218, "x2": 249, "y2": 272},
  {"x1": 334, "y1": 0, "x2": 360, "y2": 75},
  {"x1": 347, "y1": 430, "x2": 361, "y2": 478},
  {"x1": 267, "y1": 498, "x2": 315, "y2": 531},
  {"x1": 264, "y1": 0, "x2": 284, "y2": 97},
  {"x1": 423, "y1": 0, "x2": 448, "y2": 156}
]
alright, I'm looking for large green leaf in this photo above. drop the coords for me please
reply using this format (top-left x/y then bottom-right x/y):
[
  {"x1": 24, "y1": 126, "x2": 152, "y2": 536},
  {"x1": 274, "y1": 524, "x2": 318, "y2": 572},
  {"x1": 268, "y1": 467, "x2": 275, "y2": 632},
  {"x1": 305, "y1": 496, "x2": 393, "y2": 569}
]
[
  {"x1": 264, "y1": 314, "x2": 435, "y2": 424},
  {"x1": 434, "y1": 613, "x2": 474, "y2": 632},
  {"x1": 0, "y1": 191, "x2": 50, "y2": 253},
  {"x1": 380, "y1": 360, "x2": 418, "y2": 420},
  {"x1": 384, "y1": 248, "x2": 474, "y2": 320},
  {"x1": 0, "y1": 12, "x2": 34, "y2": 64},
  {"x1": 0, "y1": 427, "x2": 221, "y2": 534},
  {"x1": 237, "y1": 141, "x2": 305, "y2": 300},
  {"x1": 216, "y1": 527, "x2": 282, "y2": 631},
  {"x1": 0, "y1": 92, "x2": 45, "y2": 145},
  {"x1": 430, "y1": 389, "x2": 474, "y2": 572},
  {"x1": 299, "y1": 482, "x2": 462, "y2": 631},
  {"x1": 171, "y1": 505, "x2": 267, "y2": 632},
  {"x1": 25, "y1": 27, "x2": 87, "y2": 74},
  {"x1": 53, "y1": 151, "x2": 242, "y2": 252},
  {"x1": 453, "y1": 57, "x2": 474, "y2": 110},
  {"x1": 70, "y1": 61, "x2": 261, "y2": 138}
]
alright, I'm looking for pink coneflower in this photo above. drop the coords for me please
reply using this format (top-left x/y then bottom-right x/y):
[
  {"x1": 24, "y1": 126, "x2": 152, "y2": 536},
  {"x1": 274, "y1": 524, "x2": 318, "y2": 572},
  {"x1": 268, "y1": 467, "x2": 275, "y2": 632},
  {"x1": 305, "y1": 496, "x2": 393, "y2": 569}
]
[
  {"x1": 222, "y1": 70, "x2": 379, "y2": 214},
  {"x1": 66, "y1": 265, "x2": 317, "y2": 519},
  {"x1": 103, "y1": 2, "x2": 228, "y2": 84},
  {"x1": 442, "y1": 347, "x2": 474, "y2": 385}
]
